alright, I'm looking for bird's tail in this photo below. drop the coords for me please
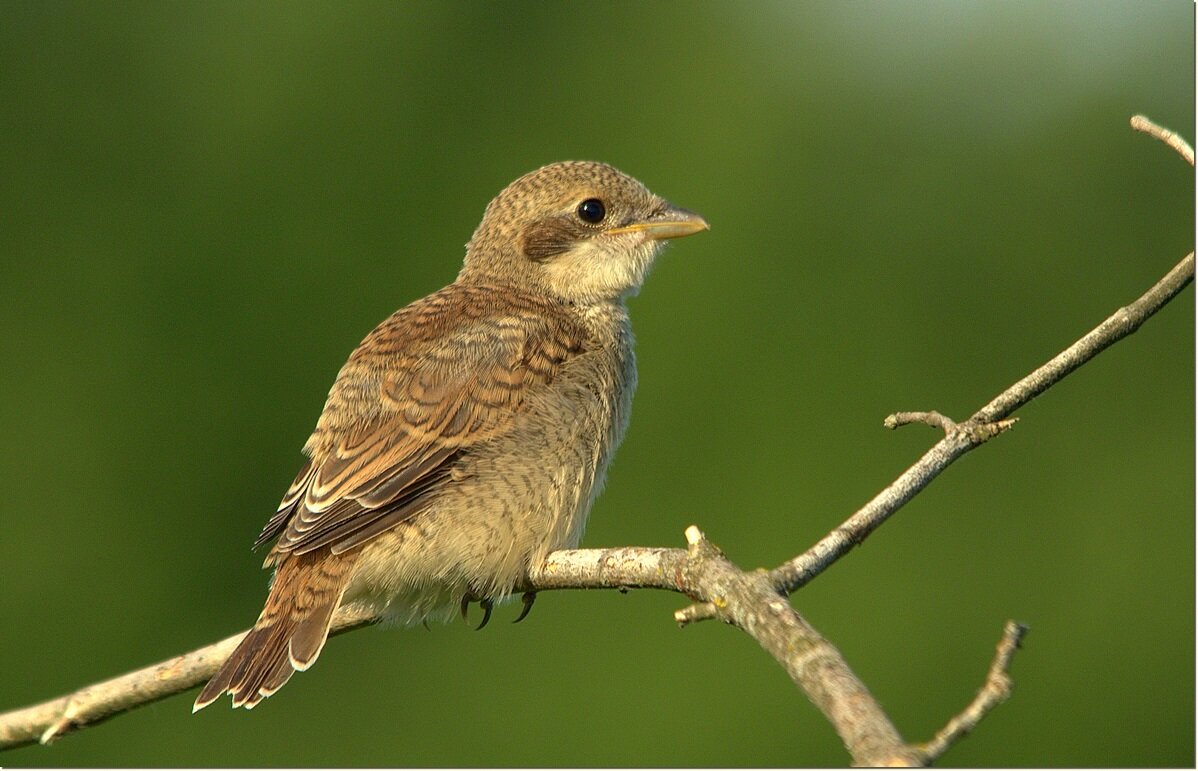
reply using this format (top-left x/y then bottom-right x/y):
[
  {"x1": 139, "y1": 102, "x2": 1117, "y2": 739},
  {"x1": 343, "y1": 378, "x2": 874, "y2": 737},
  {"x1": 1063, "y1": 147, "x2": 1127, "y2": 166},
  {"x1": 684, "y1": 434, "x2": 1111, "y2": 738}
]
[{"x1": 193, "y1": 550, "x2": 354, "y2": 711}]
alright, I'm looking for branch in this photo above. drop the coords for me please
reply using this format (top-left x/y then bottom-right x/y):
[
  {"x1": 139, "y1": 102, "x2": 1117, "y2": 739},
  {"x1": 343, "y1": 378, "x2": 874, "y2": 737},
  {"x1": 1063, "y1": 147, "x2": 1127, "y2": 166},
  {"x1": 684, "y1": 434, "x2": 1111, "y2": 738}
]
[
  {"x1": 0, "y1": 116, "x2": 1190, "y2": 765},
  {"x1": 0, "y1": 603, "x2": 380, "y2": 750},
  {"x1": 759, "y1": 113, "x2": 1193, "y2": 602},
  {"x1": 759, "y1": 246, "x2": 1193, "y2": 600},
  {"x1": 1131, "y1": 113, "x2": 1195, "y2": 166},
  {"x1": 914, "y1": 621, "x2": 1030, "y2": 765}
]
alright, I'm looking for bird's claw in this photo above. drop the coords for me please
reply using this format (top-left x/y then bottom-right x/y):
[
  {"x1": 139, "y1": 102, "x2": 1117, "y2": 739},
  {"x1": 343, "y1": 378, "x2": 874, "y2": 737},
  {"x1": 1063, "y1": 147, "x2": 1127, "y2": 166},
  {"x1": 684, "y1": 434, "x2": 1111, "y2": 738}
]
[
  {"x1": 460, "y1": 593, "x2": 493, "y2": 630},
  {"x1": 513, "y1": 591, "x2": 536, "y2": 624},
  {"x1": 462, "y1": 592, "x2": 527, "y2": 629},
  {"x1": 475, "y1": 599, "x2": 493, "y2": 630}
]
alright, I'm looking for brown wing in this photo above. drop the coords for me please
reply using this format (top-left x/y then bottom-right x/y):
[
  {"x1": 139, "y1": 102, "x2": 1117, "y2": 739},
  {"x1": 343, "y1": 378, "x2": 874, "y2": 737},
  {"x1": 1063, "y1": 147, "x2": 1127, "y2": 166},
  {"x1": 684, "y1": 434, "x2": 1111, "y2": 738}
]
[{"x1": 254, "y1": 285, "x2": 584, "y2": 557}]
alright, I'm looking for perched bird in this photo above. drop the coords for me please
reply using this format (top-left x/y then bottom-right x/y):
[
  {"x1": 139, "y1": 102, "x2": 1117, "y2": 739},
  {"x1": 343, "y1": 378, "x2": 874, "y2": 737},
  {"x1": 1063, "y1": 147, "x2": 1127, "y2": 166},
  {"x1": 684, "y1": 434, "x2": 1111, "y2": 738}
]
[{"x1": 193, "y1": 161, "x2": 707, "y2": 710}]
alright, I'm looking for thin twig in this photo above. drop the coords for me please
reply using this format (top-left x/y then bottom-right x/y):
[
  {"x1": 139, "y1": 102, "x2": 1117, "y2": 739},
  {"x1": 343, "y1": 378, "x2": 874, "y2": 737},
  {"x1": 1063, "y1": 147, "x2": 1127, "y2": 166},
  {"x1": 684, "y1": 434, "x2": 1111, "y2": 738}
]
[
  {"x1": 884, "y1": 411, "x2": 1019, "y2": 442},
  {"x1": 765, "y1": 248, "x2": 1192, "y2": 599},
  {"x1": 883, "y1": 410, "x2": 960, "y2": 435},
  {"x1": 1131, "y1": 114, "x2": 1195, "y2": 166},
  {"x1": 914, "y1": 621, "x2": 1029, "y2": 764},
  {"x1": 972, "y1": 252, "x2": 1193, "y2": 424},
  {"x1": 674, "y1": 601, "x2": 717, "y2": 626}
]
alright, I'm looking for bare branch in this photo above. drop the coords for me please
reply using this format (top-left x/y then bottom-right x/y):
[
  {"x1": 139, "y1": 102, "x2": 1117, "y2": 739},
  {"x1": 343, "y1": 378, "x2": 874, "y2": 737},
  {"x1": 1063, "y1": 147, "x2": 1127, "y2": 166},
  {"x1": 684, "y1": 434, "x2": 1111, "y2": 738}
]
[
  {"x1": 4, "y1": 538, "x2": 921, "y2": 766},
  {"x1": 0, "y1": 603, "x2": 379, "y2": 750},
  {"x1": 766, "y1": 247, "x2": 1192, "y2": 598},
  {"x1": 972, "y1": 252, "x2": 1194, "y2": 424},
  {"x1": 668, "y1": 527, "x2": 923, "y2": 767},
  {"x1": 535, "y1": 530, "x2": 923, "y2": 766},
  {"x1": 1131, "y1": 114, "x2": 1195, "y2": 166},
  {"x1": 914, "y1": 621, "x2": 1030, "y2": 764},
  {"x1": 761, "y1": 119, "x2": 1195, "y2": 602},
  {"x1": 0, "y1": 546, "x2": 693, "y2": 751}
]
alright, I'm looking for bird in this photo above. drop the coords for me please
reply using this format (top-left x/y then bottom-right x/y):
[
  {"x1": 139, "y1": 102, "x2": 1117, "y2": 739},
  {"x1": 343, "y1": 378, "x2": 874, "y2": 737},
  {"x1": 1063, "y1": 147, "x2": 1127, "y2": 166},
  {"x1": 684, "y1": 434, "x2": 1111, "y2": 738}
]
[{"x1": 192, "y1": 161, "x2": 707, "y2": 711}]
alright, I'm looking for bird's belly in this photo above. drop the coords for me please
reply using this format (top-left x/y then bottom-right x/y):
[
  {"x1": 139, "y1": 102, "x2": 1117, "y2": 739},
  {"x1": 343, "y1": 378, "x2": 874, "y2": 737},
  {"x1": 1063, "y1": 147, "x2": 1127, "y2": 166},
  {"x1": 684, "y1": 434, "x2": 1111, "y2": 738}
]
[{"x1": 344, "y1": 369, "x2": 629, "y2": 626}]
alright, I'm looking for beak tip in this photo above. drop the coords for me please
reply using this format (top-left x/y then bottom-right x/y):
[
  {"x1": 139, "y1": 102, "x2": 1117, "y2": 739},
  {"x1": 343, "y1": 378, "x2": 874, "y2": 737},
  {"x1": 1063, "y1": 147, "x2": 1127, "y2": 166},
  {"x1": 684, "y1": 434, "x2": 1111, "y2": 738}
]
[{"x1": 660, "y1": 207, "x2": 709, "y2": 240}]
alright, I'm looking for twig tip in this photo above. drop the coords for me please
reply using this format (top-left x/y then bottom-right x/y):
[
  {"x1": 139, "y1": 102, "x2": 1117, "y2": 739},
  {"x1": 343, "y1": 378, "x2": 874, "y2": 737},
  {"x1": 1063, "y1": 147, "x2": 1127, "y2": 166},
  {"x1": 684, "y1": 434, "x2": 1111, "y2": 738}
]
[
  {"x1": 674, "y1": 601, "x2": 718, "y2": 627},
  {"x1": 916, "y1": 618, "x2": 1031, "y2": 763},
  {"x1": 1129, "y1": 114, "x2": 1195, "y2": 166},
  {"x1": 39, "y1": 720, "x2": 65, "y2": 745}
]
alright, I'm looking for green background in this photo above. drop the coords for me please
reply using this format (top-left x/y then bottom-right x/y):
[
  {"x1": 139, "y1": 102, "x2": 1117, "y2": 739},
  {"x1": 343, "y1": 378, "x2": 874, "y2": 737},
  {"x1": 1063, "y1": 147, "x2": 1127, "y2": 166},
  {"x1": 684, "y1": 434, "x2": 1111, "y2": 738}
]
[{"x1": 1, "y1": 1, "x2": 1192, "y2": 766}]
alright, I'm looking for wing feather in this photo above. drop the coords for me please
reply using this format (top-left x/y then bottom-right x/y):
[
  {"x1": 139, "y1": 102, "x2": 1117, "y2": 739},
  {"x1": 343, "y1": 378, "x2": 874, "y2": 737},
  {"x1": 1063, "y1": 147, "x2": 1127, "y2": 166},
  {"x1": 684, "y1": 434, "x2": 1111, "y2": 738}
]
[{"x1": 256, "y1": 285, "x2": 584, "y2": 557}]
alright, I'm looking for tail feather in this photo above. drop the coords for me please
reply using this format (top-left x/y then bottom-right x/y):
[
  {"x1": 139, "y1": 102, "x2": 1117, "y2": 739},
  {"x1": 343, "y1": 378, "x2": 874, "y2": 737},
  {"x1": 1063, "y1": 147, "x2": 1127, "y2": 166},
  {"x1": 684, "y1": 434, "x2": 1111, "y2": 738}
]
[
  {"x1": 193, "y1": 551, "x2": 353, "y2": 711},
  {"x1": 230, "y1": 622, "x2": 292, "y2": 708},
  {"x1": 257, "y1": 652, "x2": 297, "y2": 699},
  {"x1": 290, "y1": 589, "x2": 341, "y2": 670}
]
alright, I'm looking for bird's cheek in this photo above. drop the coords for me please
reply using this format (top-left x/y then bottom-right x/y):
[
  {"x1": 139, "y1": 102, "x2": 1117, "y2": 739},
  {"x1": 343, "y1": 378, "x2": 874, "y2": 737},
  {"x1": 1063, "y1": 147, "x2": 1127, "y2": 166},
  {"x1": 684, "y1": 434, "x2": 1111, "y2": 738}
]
[{"x1": 538, "y1": 249, "x2": 612, "y2": 303}]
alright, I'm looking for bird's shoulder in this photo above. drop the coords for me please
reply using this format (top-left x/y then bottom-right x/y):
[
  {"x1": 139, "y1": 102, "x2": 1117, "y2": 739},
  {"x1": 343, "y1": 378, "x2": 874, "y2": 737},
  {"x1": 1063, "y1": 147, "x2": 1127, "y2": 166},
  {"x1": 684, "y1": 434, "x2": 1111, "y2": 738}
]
[
  {"x1": 347, "y1": 282, "x2": 588, "y2": 369},
  {"x1": 305, "y1": 282, "x2": 591, "y2": 459}
]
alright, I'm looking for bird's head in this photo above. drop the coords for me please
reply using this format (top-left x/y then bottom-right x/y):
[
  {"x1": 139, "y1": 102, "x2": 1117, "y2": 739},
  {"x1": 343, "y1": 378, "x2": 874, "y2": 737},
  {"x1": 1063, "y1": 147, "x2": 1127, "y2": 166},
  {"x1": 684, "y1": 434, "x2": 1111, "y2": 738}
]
[{"x1": 460, "y1": 161, "x2": 707, "y2": 304}]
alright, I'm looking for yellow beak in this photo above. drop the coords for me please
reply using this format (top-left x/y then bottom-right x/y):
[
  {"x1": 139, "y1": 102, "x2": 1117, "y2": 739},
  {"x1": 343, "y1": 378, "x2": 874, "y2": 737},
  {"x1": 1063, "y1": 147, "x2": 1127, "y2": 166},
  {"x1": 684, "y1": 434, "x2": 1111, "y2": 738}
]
[{"x1": 607, "y1": 206, "x2": 709, "y2": 240}]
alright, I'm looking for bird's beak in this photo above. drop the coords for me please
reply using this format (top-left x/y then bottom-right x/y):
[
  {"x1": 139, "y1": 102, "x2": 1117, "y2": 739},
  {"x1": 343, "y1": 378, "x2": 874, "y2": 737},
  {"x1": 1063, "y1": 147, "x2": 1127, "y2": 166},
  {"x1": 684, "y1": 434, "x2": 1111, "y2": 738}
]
[{"x1": 607, "y1": 206, "x2": 709, "y2": 240}]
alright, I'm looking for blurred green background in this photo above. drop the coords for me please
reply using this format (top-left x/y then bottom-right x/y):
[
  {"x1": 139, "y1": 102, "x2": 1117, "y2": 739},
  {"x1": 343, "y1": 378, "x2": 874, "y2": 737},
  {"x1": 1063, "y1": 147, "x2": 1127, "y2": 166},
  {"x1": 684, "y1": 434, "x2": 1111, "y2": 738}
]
[{"x1": 0, "y1": 1, "x2": 1192, "y2": 766}]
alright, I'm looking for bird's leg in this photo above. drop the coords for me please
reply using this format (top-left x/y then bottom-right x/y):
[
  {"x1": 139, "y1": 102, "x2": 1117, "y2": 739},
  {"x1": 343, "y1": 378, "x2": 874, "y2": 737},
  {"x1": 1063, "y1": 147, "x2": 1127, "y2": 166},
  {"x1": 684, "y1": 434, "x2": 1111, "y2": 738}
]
[{"x1": 512, "y1": 591, "x2": 537, "y2": 624}]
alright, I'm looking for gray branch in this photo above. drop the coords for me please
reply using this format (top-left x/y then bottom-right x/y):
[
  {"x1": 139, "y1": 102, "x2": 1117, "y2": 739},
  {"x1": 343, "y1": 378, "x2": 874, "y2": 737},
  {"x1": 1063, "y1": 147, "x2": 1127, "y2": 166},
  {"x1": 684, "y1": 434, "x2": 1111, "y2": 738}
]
[
  {"x1": 914, "y1": 621, "x2": 1030, "y2": 764},
  {"x1": 0, "y1": 603, "x2": 381, "y2": 749},
  {"x1": 0, "y1": 116, "x2": 1190, "y2": 766}
]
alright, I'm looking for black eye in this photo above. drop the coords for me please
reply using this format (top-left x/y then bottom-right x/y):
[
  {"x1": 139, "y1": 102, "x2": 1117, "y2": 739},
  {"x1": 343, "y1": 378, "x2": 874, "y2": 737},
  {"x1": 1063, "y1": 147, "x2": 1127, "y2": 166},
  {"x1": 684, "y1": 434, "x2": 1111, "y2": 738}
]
[{"x1": 576, "y1": 198, "x2": 606, "y2": 224}]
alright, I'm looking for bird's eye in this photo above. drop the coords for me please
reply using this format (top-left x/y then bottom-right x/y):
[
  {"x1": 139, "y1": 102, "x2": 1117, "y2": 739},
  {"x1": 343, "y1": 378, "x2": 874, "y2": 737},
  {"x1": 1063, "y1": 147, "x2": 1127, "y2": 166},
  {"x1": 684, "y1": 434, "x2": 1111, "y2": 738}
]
[{"x1": 576, "y1": 198, "x2": 606, "y2": 224}]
